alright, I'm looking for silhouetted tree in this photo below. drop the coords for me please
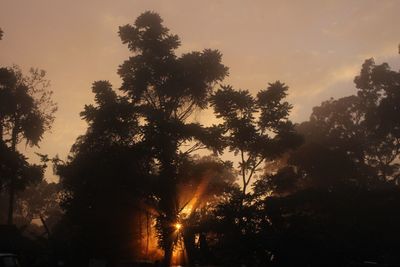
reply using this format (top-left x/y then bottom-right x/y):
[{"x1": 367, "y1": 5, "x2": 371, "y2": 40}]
[
  {"x1": 0, "y1": 66, "x2": 56, "y2": 224},
  {"x1": 55, "y1": 81, "x2": 154, "y2": 265},
  {"x1": 15, "y1": 180, "x2": 62, "y2": 237},
  {"x1": 0, "y1": 142, "x2": 43, "y2": 223},
  {"x1": 356, "y1": 58, "x2": 400, "y2": 182},
  {"x1": 210, "y1": 82, "x2": 302, "y2": 197},
  {"x1": 291, "y1": 58, "x2": 400, "y2": 186},
  {"x1": 118, "y1": 11, "x2": 228, "y2": 265},
  {"x1": 253, "y1": 53, "x2": 400, "y2": 266}
]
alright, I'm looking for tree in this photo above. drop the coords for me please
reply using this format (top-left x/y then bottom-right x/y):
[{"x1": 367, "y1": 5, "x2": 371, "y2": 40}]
[
  {"x1": 251, "y1": 53, "x2": 400, "y2": 266},
  {"x1": 355, "y1": 58, "x2": 400, "y2": 182},
  {"x1": 289, "y1": 57, "x2": 400, "y2": 187},
  {"x1": 0, "y1": 27, "x2": 3, "y2": 40},
  {"x1": 0, "y1": 66, "x2": 57, "y2": 224},
  {"x1": 259, "y1": 55, "x2": 400, "y2": 197},
  {"x1": 16, "y1": 181, "x2": 62, "y2": 234},
  {"x1": 204, "y1": 83, "x2": 302, "y2": 266},
  {"x1": 118, "y1": 11, "x2": 228, "y2": 265},
  {"x1": 0, "y1": 142, "x2": 43, "y2": 222},
  {"x1": 210, "y1": 82, "x2": 302, "y2": 197},
  {"x1": 55, "y1": 81, "x2": 154, "y2": 264}
]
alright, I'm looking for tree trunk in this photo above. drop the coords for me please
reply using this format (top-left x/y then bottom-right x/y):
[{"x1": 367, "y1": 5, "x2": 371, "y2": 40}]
[
  {"x1": 40, "y1": 215, "x2": 51, "y2": 238},
  {"x1": 160, "y1": 158, "x2": 178, "y2": 266},
  {"x1": 7, "y1": 181, "x2": 15, "y2": 225},
  {"x1": 157, "y1": 131, "x2": 179, "y2": 266},
  {"x1": 162, "y1": 239, "x2": 173, "y2": 267},
  {"x1": 161, "y1": 189, "x2": 177, "y2": 267},
  {"x1": 146, "y1": 212, "x2": 150, "y2": 257},
  {"x1": 7, "y1": 122, "x2": 18, "y2": 225},
  {"x1": 0, "y1": 121, "x2": 3, "y2": 142}
]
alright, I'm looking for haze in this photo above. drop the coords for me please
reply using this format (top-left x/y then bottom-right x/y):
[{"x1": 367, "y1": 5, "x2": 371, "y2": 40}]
[{"x1": 1, "y1": 0, "x2": 399, "y2": 181}]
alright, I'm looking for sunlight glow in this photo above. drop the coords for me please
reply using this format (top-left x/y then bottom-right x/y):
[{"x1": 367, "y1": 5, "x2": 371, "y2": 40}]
[{"x1": 175, "y1": 223, "x2": 182, "y2": 230}]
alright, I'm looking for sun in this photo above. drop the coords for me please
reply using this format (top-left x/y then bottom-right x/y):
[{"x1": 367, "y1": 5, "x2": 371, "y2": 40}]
[{"x1": 174, "y1": 223, "x2": 182, "y2": 231}]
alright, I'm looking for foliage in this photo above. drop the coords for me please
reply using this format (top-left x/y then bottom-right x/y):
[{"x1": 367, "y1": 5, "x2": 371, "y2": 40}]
[
  {"x1": 261, "y1": 185, "x2": 400, "y2": 266},
  {"x1": 0, "y1": 66, "x2": 57, "y2": 147},
  {"x1": 176, "y1": 155, "x2": 237, "y2": 207},
  {"x1": 11, "y1": 181, "x2": 62, "y2": 237},
  {"x1": 0, "y1": 65, "x2": 56, "y2": 224},
  {"x1": 118, "y1": 11, "x2": 228, "y2": 264},
  {"x1": 251, "y1": 54, "x2": 400, "y2": 265},
  {"x1": 77, "y1": 80, "x2": 140, "y2": 150},
  {"x1": 210, "y1": 82, "x2": 302, "y2": 195},
  {"x1": 0, "y1": 141, "x2": 43, "y2": 197},
  {"x1": 55, "y1": 81, "x2": 154, "y2": 263}
]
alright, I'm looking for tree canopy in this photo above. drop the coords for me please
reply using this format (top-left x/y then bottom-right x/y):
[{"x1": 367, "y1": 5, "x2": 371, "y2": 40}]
[
  {"x1": 118, "y1": 11, "x2": 229, "y2": 265},
  {"x1": 0, "y1": 66, "x2": 57, "y2": 224},
  {"x1": 210, "y1": 82, "x2": 302, "y2": 195}
]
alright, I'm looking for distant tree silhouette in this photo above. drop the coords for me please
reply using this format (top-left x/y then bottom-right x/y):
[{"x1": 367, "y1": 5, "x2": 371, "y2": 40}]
[
  {"x1": 0, "y1": 66, "x2": 56, "y2": 224},
  {"x1": 256, "y1": 56, "x2": 400, "y2": 197},
  {"x1": 293, "y1": 58, "x2": 400, "y2": 186},
  {"x1": 0, "y1": 28, "x2": 3, "y2": 40},
  {"x1": 118, "y1": 11, "x2": 228, "y2": 266},
  {"x1": 210, "y1": 82, "x2": 302, "y2": 197},
  {"x1": 253, "y1": 53, "x2": 400, "y2": 266},
  {"x1": 356, "y1": 58, "x2": 400, "y2": 182},
  {"x1": 14, "y1": 180, "x2": 62, "y2": 237}
]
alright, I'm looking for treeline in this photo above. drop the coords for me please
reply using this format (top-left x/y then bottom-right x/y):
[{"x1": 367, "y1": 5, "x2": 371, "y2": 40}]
[{"x1": 1, "y1": 12, "x2": 400, "y2": 267}]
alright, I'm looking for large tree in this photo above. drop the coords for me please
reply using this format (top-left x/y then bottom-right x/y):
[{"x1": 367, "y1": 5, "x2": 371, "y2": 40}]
[
  {"x1": 118, "y1": 11, "x2": 228, "y2": 265},
  {"x1": 0, "y1": 66, "x2": 57, "y2": 224}
]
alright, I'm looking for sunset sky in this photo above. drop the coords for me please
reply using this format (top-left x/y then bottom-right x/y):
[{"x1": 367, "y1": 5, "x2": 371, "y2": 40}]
[{"x1": 1, "y1": 0, "x2": 399, "y2": 181}]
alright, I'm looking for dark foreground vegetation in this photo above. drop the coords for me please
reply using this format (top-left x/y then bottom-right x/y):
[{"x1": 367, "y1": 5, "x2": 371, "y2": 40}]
[{"x1": 1, "y1": 12, "x2": 400, "y2": 267}]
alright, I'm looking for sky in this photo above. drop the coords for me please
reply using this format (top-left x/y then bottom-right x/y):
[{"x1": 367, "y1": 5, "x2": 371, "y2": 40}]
[{"x1": 0, "y1": 0, "x2": 399, "y2": 181}]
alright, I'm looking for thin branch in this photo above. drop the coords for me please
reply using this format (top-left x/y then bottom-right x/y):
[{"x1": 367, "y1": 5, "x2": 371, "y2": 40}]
[
  {"x1": 144, "y1": 91, "x2": 158, "y2": 109},
  {"x1": 181, "y1": 142, "x2": 206, "y2": 156},
  {"x1": 245, "y1": 157, "x2": 265, "y2": 187},
  {"x1": 178, "y1": 199, "x2": 192, "y2": 214},
  {"x1": 241, "y1": 149, "x2": 247, "y2": 194},
  {"x1": 178, "y1": 100, "x2": 196, "y2": 121}
]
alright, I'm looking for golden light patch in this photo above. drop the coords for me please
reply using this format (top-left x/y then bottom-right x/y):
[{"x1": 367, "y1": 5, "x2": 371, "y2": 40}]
[{"x1": 174, "y1": 223, "x2": 182, "y2": 230}]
